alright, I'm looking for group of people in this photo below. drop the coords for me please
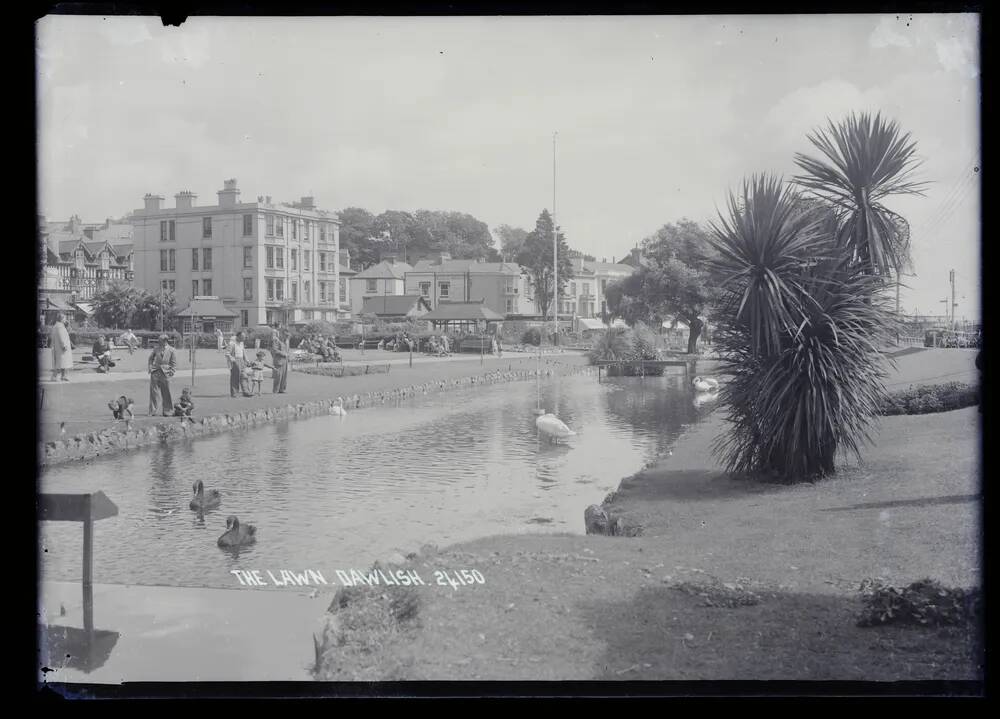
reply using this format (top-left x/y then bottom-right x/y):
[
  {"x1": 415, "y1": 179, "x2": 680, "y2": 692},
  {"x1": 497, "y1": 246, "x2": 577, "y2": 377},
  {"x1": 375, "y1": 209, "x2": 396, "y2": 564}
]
[
  {"x1": 299, "y1": 333, "x2": 341, "y2": 362},
  {"x1": 226, "y1": 324, "x2": 290, "y2": 397},
  {"x1": 379, "y1": 332, "x2": 415, "y2": 352},
  {"x1": 425, "y1": 335, "x2": 451, "y2": 356}
]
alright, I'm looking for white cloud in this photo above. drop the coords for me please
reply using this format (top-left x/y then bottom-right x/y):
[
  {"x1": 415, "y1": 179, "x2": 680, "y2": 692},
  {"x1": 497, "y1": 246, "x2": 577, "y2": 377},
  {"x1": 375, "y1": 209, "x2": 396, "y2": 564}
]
[{"x1": 936, "y1": 36, "x2": 978, "y2": 77}]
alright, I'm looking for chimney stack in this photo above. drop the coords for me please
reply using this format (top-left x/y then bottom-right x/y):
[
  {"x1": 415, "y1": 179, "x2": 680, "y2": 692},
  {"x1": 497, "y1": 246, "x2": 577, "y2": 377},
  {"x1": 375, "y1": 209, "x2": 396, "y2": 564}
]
[
  {"x1": 217, "y1": 179, "x2": 241, "y2": 208},
  {"x1": 144, "y1": 193, "x2": 164, "y2": 212},
  {"x1": 175, "y1": 190, "x2": 197, "y2": 209},
  {"x1": 437, "y1": 252, "x2": 451, "y2": 265},
  {"x1": 299, "y1": 196, "x2": 316, "y2": 210},
  {"x1": 69, "y1": 215, "x2": 82, "y2": 235}
]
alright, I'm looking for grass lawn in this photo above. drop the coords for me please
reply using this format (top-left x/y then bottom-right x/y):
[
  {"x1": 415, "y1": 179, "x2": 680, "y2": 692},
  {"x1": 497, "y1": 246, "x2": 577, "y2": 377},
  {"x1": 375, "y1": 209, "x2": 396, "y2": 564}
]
[{"x1": 314, "y1": 348, "x2": 982, "y2": 682}]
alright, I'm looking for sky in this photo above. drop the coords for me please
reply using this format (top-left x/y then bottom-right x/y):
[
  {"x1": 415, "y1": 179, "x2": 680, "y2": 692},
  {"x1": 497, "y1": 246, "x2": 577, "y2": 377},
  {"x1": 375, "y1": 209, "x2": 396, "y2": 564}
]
[{"x1": 37, "y1": 14, "x2": 981, "y2": 320}]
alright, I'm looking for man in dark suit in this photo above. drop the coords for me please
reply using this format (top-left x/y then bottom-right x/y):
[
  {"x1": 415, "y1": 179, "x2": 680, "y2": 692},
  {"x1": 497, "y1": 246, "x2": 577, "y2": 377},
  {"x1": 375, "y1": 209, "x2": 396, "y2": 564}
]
[
  {"x1": 271, "y1": 325, "x2": 290, "y2": 394},
  {"x1": 148, "y1": 333, "x2": 177, "y2": 416}
]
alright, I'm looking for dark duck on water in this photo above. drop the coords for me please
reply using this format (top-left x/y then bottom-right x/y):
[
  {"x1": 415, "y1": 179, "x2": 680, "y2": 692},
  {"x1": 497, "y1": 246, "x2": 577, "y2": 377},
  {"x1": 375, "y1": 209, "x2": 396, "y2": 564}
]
[
  {"x1": 218, "y1": 515, "x2": 257, "y2": 548},
  {"x1": 189, "y1": 479, "x2": 221, "y2": 511}
]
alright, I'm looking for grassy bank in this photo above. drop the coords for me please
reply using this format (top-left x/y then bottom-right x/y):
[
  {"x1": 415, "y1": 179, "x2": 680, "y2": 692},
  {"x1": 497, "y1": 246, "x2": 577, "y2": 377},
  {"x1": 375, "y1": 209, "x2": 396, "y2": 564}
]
[{"x1": 313, "y1": 348, "x2": 982, "y2": 681}]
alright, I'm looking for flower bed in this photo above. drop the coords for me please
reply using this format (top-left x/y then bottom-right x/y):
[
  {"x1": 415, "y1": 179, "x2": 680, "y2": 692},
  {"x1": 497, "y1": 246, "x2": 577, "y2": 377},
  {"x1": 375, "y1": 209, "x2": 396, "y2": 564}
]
[
  {"x1": 295, "y1": 364, "x2": 392, "y2": 378},
  {"x1": 878, "y1": 382, "x2": 979, "y2": 415}
]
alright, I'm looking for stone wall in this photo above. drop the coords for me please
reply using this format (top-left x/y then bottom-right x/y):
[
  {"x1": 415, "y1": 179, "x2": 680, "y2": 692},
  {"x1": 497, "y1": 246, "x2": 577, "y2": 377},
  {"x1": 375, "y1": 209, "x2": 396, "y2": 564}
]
[{"x1": 40, "y1": 364, "x2": 597, "y2": 468}]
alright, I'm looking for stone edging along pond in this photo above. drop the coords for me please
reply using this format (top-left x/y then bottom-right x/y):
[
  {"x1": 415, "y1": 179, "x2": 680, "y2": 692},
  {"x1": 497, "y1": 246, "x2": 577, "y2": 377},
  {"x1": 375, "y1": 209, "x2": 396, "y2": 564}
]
[{"x1": 40, "y1": 363, "x2": 598, "y2": 468}]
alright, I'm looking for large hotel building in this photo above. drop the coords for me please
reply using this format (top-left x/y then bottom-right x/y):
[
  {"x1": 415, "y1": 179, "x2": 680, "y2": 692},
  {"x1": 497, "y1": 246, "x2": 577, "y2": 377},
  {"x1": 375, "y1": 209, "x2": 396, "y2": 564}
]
[{"x1": 132, "y1": 179, "x2": 349, "y2": 329}]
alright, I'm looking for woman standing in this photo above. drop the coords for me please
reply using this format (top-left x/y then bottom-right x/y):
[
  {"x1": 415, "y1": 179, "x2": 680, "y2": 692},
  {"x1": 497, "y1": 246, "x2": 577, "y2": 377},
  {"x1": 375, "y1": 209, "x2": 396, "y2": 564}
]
[{"x1": 49, "y1": 313, "x2": 73, "y2": 382}]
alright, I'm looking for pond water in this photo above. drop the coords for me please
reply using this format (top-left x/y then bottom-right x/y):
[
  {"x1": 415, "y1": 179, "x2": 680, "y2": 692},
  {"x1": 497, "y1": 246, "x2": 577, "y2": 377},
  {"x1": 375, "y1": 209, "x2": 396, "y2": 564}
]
[{"x1": 39, "y1": 370, "x2": 718, "y2": 589}]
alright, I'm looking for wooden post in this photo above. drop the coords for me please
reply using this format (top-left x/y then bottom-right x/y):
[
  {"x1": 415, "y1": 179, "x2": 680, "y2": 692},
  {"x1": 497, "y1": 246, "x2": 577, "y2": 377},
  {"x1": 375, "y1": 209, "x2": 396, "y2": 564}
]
[{"x1": 82, "y1": 515, "x2": 94, "y2": 637}]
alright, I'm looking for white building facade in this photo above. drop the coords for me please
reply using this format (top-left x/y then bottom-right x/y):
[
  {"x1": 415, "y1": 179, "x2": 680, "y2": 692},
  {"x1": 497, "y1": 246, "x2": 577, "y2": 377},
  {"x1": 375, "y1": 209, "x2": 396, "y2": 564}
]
[{"x1": 132, "y1": 179, "x2": 348, "y2": 329}]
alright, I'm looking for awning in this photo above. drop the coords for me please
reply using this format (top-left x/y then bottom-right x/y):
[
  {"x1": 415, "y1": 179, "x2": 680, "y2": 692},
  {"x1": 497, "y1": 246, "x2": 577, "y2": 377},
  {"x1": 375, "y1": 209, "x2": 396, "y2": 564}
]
[
  {"x1": 73, "y1": 302, "x2": 94, "y2": 316},
  {"x1": 175, "y1": 296, "x2": 238, "y2": 318},
  {"x1": 579, "y1": 318, "x2": 608, "y2": 331}
]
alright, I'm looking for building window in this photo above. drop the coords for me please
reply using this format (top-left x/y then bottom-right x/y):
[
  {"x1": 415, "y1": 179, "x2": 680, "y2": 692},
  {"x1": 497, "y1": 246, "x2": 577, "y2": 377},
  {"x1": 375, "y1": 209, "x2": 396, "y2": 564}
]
[
  {"x1": 203, "y1": 279, "x2": 212, "y2": 296},
  {"x1": 243, "y1": 246, "x2": 253, "y2": 268},
  {"x1": 439, "y1": 282, "x2": 450, "y2": 298},
  {"x1": 276, "y1": 279, "x2": 284, "y2": 301},
  {"x1": 570, "y1": 281, "x2": 577, "y2": 295},
  {"x1": 203, "y1": 248, "x2": 212, "y2": 270},
  {"x1": 291, "y1": 220, "x2": 297, "y2": 240},
  {"x1": 583, "y1": 282, "x2": 591, "y2": 296},
  {"x1": 241, "y1": 310, "x2": 249, "y2": 327},
  {"x1": 160, "y1": 220, "x2": 175, "y2": 242},
  {"x1": 243, "y1": 214, "x2": 253, "y2": 236},
  {"x1": 276, "y1": 248, "x2": 284, "y2": 269},
  {"x1": 192, "y1": 280, "x2": 199, "y2": 297},
  {"x1": 339, "y1": 279, "x2": 347, "y2": 302},
  {"x1": 320, "y1": 281, "x2": 326, "y2": 302},
  {"x1": 320, "y1": 225, "x2": 326, "y2": 242},
  {"x1": 292, "y1": 282, "x2": 299, "y2": 302},
  {"x1": 266, "y1": 279, "x2": 275, "y2": 301},
  {"x1": 244, "y1": 277, "x2": 254, "y2": 301},
  {"x1": 304, "y1": 250, "x2": 311, "y2": 271},
  {"x1": 419, "y1": 282, "x2": 430, "y2": 297},
  {"x1": 160, "y1": 250, "x2": 168, "y2": 272},
  {"x1": 277, "y1": 218, "x2": 284, "y2": 237},
  {"x1": 291, "y1": 249, "x2": 297, "y2": 271},
  {"x1": 303, "y1": 281, "x2": 310, "y2": 303},
  {"x1": 320, "y1": 252, "x2": 327, "y2": 272},
  {"x1": 366, "y1": 278, "x2": 377, "y2": 293},
  {"x1": 203, "y1": 217, "x2": 212, "y2": 238},
  {"x1": 161, "y1": 279, "x2": 175, "y2": 293},
  {"x1": 169, "y1": 249, "x2": 176, "y2": 271},
  {"x1": 266, "y1": 247, "x2": 274, "y2": 269},
  {"x1": 504, "y1": 278, "x2": 515, "y2": 294},
  {"x1": 506, "y1": 298, "x2": 514, "y2": 313},
  {"x1": 601, "y1": 279, "x2": 608, "y2": 294},
  {"x1": 266, "y1": 215, "x2": 275, "y2": 236},
  {"x1": 192, "y1": 249, "x2": 199, "y2": 271}
]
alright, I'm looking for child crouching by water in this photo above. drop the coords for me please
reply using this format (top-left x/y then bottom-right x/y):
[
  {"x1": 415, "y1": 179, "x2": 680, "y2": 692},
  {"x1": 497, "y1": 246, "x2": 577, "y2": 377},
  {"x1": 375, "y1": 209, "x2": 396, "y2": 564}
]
[
  {"x1": 108, "y1": 395, "x2": 134, "y2": 421},
  {"x1": 173, "y1": 387, "x2": 195, "y2": 419}
]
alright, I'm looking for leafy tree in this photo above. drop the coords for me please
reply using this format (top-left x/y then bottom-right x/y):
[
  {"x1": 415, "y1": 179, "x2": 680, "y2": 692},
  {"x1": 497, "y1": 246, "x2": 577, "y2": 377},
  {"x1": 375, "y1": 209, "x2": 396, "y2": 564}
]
[
  {"x1": 494, "y1": 224, "x2": 528, "y2": 262},
  {"x1": 91, "y1": 282, "x2": 142, "y2": 329},
  {"x1": 604, "y1": 218, "x2": 721, "y2": 353},
  {"x1": 337, "y1": 207, "x2": 380, "y2": 269},
  {"x1": 133, "y1": 289, "x2": 176, "y2": 331},
  {"x1": 515, "y1": 209, "x2": 574, "y2": 319},
  {"x1": 792, "y1": 111, "x2": 926, "y2": 279},
  {"x1": 415, "y1": 210, "x2": 498, "y2": 260}
]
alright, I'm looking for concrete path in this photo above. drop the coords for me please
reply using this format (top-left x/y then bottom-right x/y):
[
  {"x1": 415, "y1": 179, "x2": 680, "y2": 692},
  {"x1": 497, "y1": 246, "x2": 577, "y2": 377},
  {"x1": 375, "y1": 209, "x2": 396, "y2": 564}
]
[{"x1": 38, "y1": 581, "x2": 330, "y2": 683}]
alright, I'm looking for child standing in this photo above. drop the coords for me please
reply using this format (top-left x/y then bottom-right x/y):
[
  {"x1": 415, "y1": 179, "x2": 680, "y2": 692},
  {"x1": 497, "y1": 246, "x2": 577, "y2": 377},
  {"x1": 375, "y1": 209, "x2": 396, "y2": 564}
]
[{"x1": 249, "y1": 351, "x2": 267, "y2": 395}]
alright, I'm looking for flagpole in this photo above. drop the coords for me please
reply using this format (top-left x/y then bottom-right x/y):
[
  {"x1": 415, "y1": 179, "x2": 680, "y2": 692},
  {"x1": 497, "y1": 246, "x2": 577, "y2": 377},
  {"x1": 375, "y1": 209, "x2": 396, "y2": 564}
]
[{"x1": 552, "y1": 131, "x2": 558, "y2": 347}]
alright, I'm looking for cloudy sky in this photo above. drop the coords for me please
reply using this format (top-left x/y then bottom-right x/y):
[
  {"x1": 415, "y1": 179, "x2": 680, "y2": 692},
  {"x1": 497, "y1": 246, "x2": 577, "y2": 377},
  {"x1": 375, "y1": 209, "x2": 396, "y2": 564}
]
[{"x1": 37, "y1": 14, "x2": 980, "y2": 319}]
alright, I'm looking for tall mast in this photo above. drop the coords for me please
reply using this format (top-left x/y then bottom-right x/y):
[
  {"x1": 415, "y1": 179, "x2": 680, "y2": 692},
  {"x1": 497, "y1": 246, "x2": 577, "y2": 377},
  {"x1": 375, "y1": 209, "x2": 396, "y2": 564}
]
[{"x1": 552, "y1": 131, "x2": 558, "y2": 346}]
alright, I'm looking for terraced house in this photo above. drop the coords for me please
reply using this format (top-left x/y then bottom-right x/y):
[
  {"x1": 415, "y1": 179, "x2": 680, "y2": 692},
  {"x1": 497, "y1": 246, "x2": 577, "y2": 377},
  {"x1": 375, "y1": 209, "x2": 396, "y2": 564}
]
[{"x1": 132, "y1": 179, "x2": 350, "y2": 329}]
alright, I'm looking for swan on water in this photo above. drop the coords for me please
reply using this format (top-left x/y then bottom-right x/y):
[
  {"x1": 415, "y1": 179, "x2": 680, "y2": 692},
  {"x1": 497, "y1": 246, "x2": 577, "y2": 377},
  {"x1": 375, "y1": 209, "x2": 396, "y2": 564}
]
[
  {"x1": 189, "y1": 480, "x2": 221, "y2": 512},
  {"x1": 692, "y1": 376, "x2": 719, "y2": 393},
  {"x1": 536, "y1": 412, "x2": 577, "y2": 443},
  {"x1": 218, "y1": 515, "x2": 257, "y2": 548},
  {"x1": 331, "y1": 397, "x2": 347, "y2": 416}
]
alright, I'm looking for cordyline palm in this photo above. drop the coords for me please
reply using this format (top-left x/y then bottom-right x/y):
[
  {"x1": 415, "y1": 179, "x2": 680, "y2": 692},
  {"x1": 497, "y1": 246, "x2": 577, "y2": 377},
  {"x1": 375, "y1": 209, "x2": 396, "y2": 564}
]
[
  {"x1": 793, "y1": 111, "x2": 926, "y2": 278},
  {"x1": 708, "y1": 174, "x2": 897, "y2": 480}
]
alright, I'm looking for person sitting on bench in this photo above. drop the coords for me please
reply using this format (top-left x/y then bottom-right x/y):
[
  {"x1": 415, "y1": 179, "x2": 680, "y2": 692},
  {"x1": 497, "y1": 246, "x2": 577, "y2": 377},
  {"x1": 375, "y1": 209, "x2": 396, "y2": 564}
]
[{"x1": 92, "y1": 335, "x2": 115, "y2": 372}]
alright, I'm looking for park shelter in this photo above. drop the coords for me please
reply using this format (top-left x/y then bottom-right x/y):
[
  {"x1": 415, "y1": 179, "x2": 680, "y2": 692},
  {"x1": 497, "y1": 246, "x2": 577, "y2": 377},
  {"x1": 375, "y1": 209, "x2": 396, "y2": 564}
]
[
  {"x1": 420, "y1": 300, "x2": 505, "y2": 334},
  {"x1": 360, "y1": 294, "x2": 432, "y2": 321},
  {"x1": 175, "y1": 296, "x2": 237, "y2": 335}
]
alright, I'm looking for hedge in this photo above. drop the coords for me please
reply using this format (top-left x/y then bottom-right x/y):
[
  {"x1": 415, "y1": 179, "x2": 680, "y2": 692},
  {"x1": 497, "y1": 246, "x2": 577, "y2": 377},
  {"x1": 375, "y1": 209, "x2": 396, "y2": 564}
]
[
  {"x1": 878, "y1": 382, "x2": 980, "y2": 415},
  {"x1": 294, "y1": 364, "x2": 392, "y2": 377}
]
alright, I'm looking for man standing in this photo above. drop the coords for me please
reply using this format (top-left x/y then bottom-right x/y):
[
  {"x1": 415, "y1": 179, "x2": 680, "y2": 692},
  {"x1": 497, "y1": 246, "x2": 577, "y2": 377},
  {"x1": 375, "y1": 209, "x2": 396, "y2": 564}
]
[
  {"x1": 49, "y1": 313, "x2": 73, "y2": 381},
  {"x1": 227, "y1": 330, "x2": 249, "y2": 398},
  {"x1": 271, "y1": 325, "x2": 290, "y2": 394},
  {"x1": 148, "y1": 333, "x2": 176, "y2": 416}
]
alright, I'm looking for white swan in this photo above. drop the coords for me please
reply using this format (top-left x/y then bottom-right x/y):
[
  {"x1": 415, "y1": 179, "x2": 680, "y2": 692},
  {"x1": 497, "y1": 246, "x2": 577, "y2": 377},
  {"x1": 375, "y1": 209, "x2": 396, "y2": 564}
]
[
  {"x1": 536, "y1": 412, "x2": 577, "y2": 443},
  {"x1": 693, "y1": 392, "x2": 720, "y2": 409},
  {"x1": 692, "y1": 376, "x2": 719, "y2": 393},
  {"x1": 331, "y1": 397, "x2": 347, "y2": 417}
]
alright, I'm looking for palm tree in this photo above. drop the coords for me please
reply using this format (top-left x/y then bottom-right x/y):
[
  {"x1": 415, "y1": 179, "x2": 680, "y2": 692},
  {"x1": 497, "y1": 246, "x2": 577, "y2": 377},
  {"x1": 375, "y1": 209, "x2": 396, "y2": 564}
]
[
  {"x1": 792, "y1": 111, "x2": 926, "y2": 279},
  {"x1": 709, "y1": 174, "x2": 897, "y2": 480}
]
